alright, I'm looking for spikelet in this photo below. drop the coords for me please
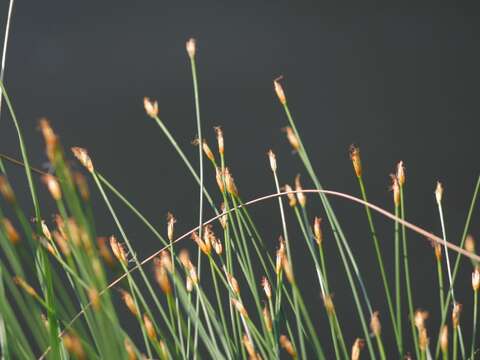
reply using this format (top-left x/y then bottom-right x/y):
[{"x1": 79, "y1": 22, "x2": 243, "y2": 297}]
[
  {"x1": 313, "y1": 217, "x2": 323, "y2": 245},
  {"x1": 38, "y1": 118, "x2": 58, "y2": 162},
  {"x1": 435, "y1": 181, "x2": 444, "y2": 204},
  {"x1": 231, "y1": 298, "x2": 248, "y2": 318},
  {"x1": 440, "y1": 325, "x2": 448, "y2": 354},
  {"x1": 465, "y1": 234, "x2": 475, "y2": 254},
  {"x1": 351, "y1": 338, "x2": 365, "y2": 360},
  {"x1": 223, "y1": 266, "x2": 240, "y2": 295},
  {"x1": 191, "y1": 231, "x2": 211, "y2": 255},
  {"x1": 268, "y1": 149, "x2": 277, "y2": 172},
  {"x1": 42, "y1": 174, "x2": 62, "y2": 200},
  {"x1": 323, "y1": 294, "x2": 335, "y2": 316},
  {"x1": 143, "y1": 97, "x2": 159, "y2": 118},
  {"x1": 216, "y1": 167, "x2": 225, "y2": 193},
  {"x1": 110, "y1": 235, "x2": 128, "y2": 265},
  {"x1": 434, "y1": 243, "x2": 442, "y2": 261},
  {"x1": 274, "y1": 78, "x2": 287, "y2": 105},
  {"x1": 414, "y1": 309, "x2": 429, "y2": 331},
  {"x1": 88, "y1": 288, "x2": 101, "y2": 311},
  {"x1": 452, "y1": 303, "x2": 462, "y2": 328},
  {"x1": 13, "y1": 276, "x2": 38, "y2": 298},
  {"x1": 472, "y1": 267, "x2": 480, "y2": 292},
  {"x1": 186, "y1": 276, "x2": 194, "y2": 292},
  {"x1": 0, "y1": 176, "x2": 15, "y2": 203},
  {"x1": 166, "y1": 212, "x2": 176, "y2": 242},
  {"x1": 282, "y1": 127, "x2": 300, "y2": 151},
  {"x1": 159, "y1": 249, "x2": 173, "y2": 272},
  {"x1": 186, "y1": 38, "x2": 196, "y2": 59},
  {"x1": 349, "y1": 145, "x2": 362, "y2": 177},
  {"x1": 263, "y1": 306, "x2": 272, "y2": 332},
  {"x1": 143, "y1": 314, "x2": 157, "y2": 341},
  {"x1": 213, "y1": 237, "x2": 223, "y2": 255},
  {"x1": 2, "y1": 218, "x2": 20, "y2": 245},
  {"x1": 97, "y1": 237, "x2": 114, "y2": 267},
  {"x1": 124, "y1": 338, "x2": 137, "y2": 360},
  {"x1": 419, "y1": 327, "x2": 429, "y2": 351},
  {"x1": 284, "y1": 184, "x2": 297, "y2": 207},
  {"x1": 179, "y1": 249, "x2": 192, "y2": 269},
  {"x1": 390, "y1": 174, "x2": 400, "y2": 207},
  {"x1": 279, "y1": 335, "x2": 297, "y2": 358},
  {"x1": 370, "y1": 311, "x2": 381, "y2": 336},
  {"x1": 189, "y1": 266, "x2": 199, "y2": 285},
  {"x1": 396, "y1": 161, "x2": 405, "y2": 187},
  {"x1": 120, "y1": 289, "x2": 138, "y2": 316},
  {"x1": 243, "y1": 334, "x2": 256, "y2": 358},
  {"x1": 41, "y1": 220, "x2": 52, "y2": 241},
  {"x1": 275, "y1": 237, "x2": 286, "y2": 274},
  {"x1": 53, "y1": 230, "x2": 70, "y2": 256},
  {"x1": 71, "y1": 147, "x2": 94, "y2": 173},
  {"x1": 214, "y1": 126, "x2": 224, "y2": 155},
  {"x1": 282, "y1": 257, "x2": 295, "y2": 284},
  {"x1": 74, "y1": 172, "x2": 90, "y2": 200},
  {"x1": 224, "y1": 167, "x2": 238, "y2": 196},
  {"x1": 63, "y1": 332, "x2": 85, "y2": 360},
  {"x1": 193, "y1": 138, "x2": 215, "y2": 162},
  {"x1": 261, "y1": 276, "x2": 272, "y2": 299},
  {"x1": 219, "y1": 202, "x2": 228, "y2": 229},
  {"x1": 154, "y1": 258, "x2": 172, "y2": 295},
  {"x1": 294, "y1": 175, "x2": 306, "y2": 207}
]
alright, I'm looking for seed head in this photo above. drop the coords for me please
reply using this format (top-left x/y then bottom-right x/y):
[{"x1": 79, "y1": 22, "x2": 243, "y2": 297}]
[
  {"x1": 323, "y1": 294, "x2": 335, "y2": 315},
  {"x1": 97, "y1": 237, "x2": 114, "y2": 267},
  {"x1": 434, "y1": 243, "x2": 442, "y2": 261},
  {"x1": 186, "y1": 38, "x2": 196, "y2": 59},
  {"x1": 41, "y1": 220, "x2": 52, "y2": 241},
  {"x1": 179, "y1": 249, "x2": 192, "y2": 269},
  {"x1": 231, "y1": 298, "x2": 249, "y2": 318},
  {"x1": 186, "y1": 276, "x2": 194, "y2": 292},
  {"x1": 263, "y1": 306, "x2": 272, "y2": 332},
  {"x1": 440, "y1": 325, "x2": 448, "y2": 353},
  {"x1": 71, "y1": 147, "x2": 94, "y2": 173},
  {"x1": 63, "y1": 333, "x2": 85, "y2": 360},
  {"x1": 124, "y1": 338, "x2": 137, "y2": 360},
  {"x1": 2, "y1": 218, "x2": 20, "y2": 245},
  {"x1": 189, "y1": 266, "x2": 199, "y2": 285},
  {"x1": 120, "y1": 289, "x2": 138, "y2": 316},
  {"x1": 224, "y1": 267, "x2": 240, "y2": 295},
  {"x1": 109, "y1": 235, "x2": 127, "y2": 265},
  {"x1": 242, "y1": 334, "x2": 256, "y2": 358},
  {"x1": 284, "y1": 184, "x2": 297, "y2": 207},
  {"x1": 351, "y1": 338, "x2": 365, "y2": 360},
  {"x1": 282, "y1": 126, "x2": 300, "y2": 151},
  {"x1": 414, "y1": 309, "x2": 429, "y2": 331},
  {"x1": 53, "y1": 231, "x2": 70, "y2": 256},
  {"x1": 191, "y1": 231, "x2": 211, "y2": 255},
  {"x1": 419, "y1": 327, "x2": 429, "y2": 351},
  {"x1": 295, "y1": 175, "x2": 306, "y2": 207},
  {"x1": 214, "y1": 126, "x2": 224, "y2": 155},
  {"x1": 396, "y1": 161, "x2": 406, "y2": 187},
  {"x1": 282, "y1": 257, "x2": 295, "y2": 284},
  {"x1": 220, "y1": 202, "x2": 228, "y2": 229},
  {"x1": 215, "y1": 167, "x2": 225, "y2": 193},
  {"x1": 88, "y1": 287, "x2": 101, "y2": 311},
  {"x1": 143, "y1": 97, "x2": 159, "y2": 118},
  {"x1": 370, "y1": 311, "x2": 381, "y2": 336},
  {"x1": 167, "y1": 212, "x2": 176, "y2": 242},
  {"x1": 0, "y1": 176, "x2": 15, "y2": 203},
  {"x1": 154, "y1": 258, "x2": 172, "y2": 295},
  {"x1": 435, "y1": 181, "x2": 444, "y2": 204},
  {"x1": 465, "y1": 234, "x2": 475, "y2": 254},
  {"x1": 349, "y1": 145, "x2": 362, "y2": 177},
  {"x1": 313, "y1": 217, "x2": 323, "y2": 245},
  {"x1": 38, "y1": 118, "x2": 58, "y2": 162},
  {"x1": 42, "y1": 174, "x2": 62, "y2": 200},
  {"x1": 452, "y1": 303, "x2": 462, "y2": 328},
  {"x1": 390, "y1": 174, "x2": 400, "y2": 207},
  {"x1": 143, "y1": 314, "x2": 157, "y2": 341},
  {"x1": 13, "y1": 276, "x2": 38, "y2": 298},
  {"x1": 268, "y1": 149, "x2": 277, "y2": 172},
  {"x1": 224, "y1": 167, "x2": 238, "y2": 196},
  {"x1": 261, "y1": 276, "x2": 272, "y2": 299},
  {"x1": 274, "y1": 78, "x2": 287, "y2": 105},
  {"x1": 159, "y1": 340, "x2": 169, "y2": 360},
  {"x1": 74, "y1": 172, "x2": 90, "y2": 200},
  {"x1": 194, "y1": 138, "x2": 215, "y2": 162},
  {"x1": 472, "y1": 267, "x2": 480, "y2": 292},
  {"x1": 275, "y1": 237, "x2": 286, "y2": 274},
  {"x1": 213, "y1": 237, "x2": 223, "y2": 255},
  {"x1": 279, "y1": 335, "x2": 297, "y2": 358}
]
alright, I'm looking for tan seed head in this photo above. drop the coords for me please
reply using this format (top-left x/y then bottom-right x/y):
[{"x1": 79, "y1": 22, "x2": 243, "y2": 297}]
[
  {"x1": 71, "y1": 147, "x2": 94, "y2": 173},
  {"x1": 186, "y1": 38, "x2": 196, "y2": 59},
  {"x1": 349, "y1": 145, "x2": 362, "y2": 177}
]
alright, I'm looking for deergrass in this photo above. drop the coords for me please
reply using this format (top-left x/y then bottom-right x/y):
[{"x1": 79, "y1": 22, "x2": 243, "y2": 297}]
[{"x1": 1, "y1": 12, "x2": 480, "y2": 359}]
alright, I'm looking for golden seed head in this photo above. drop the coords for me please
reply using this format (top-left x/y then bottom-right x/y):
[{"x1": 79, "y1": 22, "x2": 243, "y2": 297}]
[
  {"x1": 370, "y1": 311, "x2": 381, "y2": 336},
  {"x1": 71, "y1": 147, "x2": 94, "y2": 173},
  {"x1": 261, "y1": 276, "x2": 272, "y2": 299},
  {"x1": 435, "y1": 181, "x2": 444, "y2": 204},
  {"x1": 452, "y1": 303, "x2": 462, "y2": 328},
  {"x1": 191, "y1": 231, "x2": 211, "y2": 255},
  {"x1": 42, "y1": 174, "x2": 62, "y2": 200},
  {"x1": 63, "y1": 333, "x2": 86, "y2": 360},
  {"x1": 74, "y1": 172, "x2": 90, "y2": 200},
  {"x1": 472, "y1": 267, "x2": 480, "y2": 292},
  {"x1": 313, "y1": 217, "x2": 323, "y2": 245},
  {"x1": 440, "y1": 325, "x2": 448, "y2": 353},
  {"x1": 216, "y1": 167, "x2": 225, "y2": 193},
  {"x1": 263, "y1": 306, "x2": 272, "y2": 332},
  {"x1": 97, "y1": 237, "x2": 114, "y2": 267},
  {"x1": 351, "y1": 338, "x2": 365, "y2": 360},
  {"x1": 267, "y1": 149, "x2": 277, "y2": 172},
  {"x1": 0, "y1": 176, "x2": 15, "y2": 203},
  {"x1": 295, "y1": 174, "x2": 306, "y2": 207},
  {"x1": 390, "y1": 174, "x2": 400, "y2": 207},
  {"x1": 159, "y1": 250, "x2": 173, "y2": 272},
  {"x1": 434, "y1": 243, "x2": 442, "y2": 261},
  {"x1": 284, "y1": 184, "x2": 297, "y2": 207},
  {"x1": 282, "y1": 257, "x2": 295, "y2": 284},
  {"x1": 109, "y1": 235, "x2": 127, "y2": 265},
  {"x1": 186, "y1": 38, "x2": 196, "y2": 59},
  {"x1": 143, "y1": 97, "x2": 159, "y2": 118},
  {"x1": 396, "y1": 161, "x2": 406, "y2": 186},
  {"x1": 465, "y1": 234, "x2": 475, "y2": 254},
  {"x1": 124, "y1": 338, "x2": 137, "y2": 360},
  {"x1": 214, "y1": 126, "x2": 224, "y2": 155},
  {"x1": 275, "y1": 237, "x2": 286, "y2": 274},
  {"x1": 323, "y1": 294, "x2": 335, "y2": 315},
  {"x1": 2, "y1": 218, "x2": 20, "y2": 245},
  {"x1": 38, "y1": 118, "x2": 58, "y2": 162},
  {"x1": 120, "y1": 289, "x2": 138, "y2": 316},
  {"x1": 349, "y1": 145, "x2": 362, "y2": 177},
  {"x1": 274, "y1": 78, "x2": 287, "y2": 105},
  {"x1": 53, "y1": 230, "x2": 70, "y2": 256},
  {"x1": 279, "y1": 335, "x2": 297, "y2": 358},
  {"x1": 189, "y1": 266, "x2": 199, "y2": 285},
  {"x1": 143, "y1": 314, "x2": 157, "y2": 341},
  {"x1": 220, "y1": 202, "x2": 228, "y2": 229},
  {"x1": 414, "y1": 309, "x2": 429, "y2": 331},
  {"x1": 13, "y1": 276, "x2": 38, "y2": 298},
  {"x1": 243, "y1": 334, "x2": 256, "y2": 357},
  {"x1": 213, "y1": 237, "x2": 223, "y2": 255},
  {"x1": 224, "y1": 268, "x2": 240, "y2": 295},
  {"x1": 282, "y1": 126, "x2": 300, "y2": 151},
  {"x1": 231, "y1": 298, "x2": 249, "y2": 318},
  {"x1": 197, "y1": 138, "x2": 215, "y2": 162},
  {"x1": 224, "y1": 167, "x2": 239, "y2": 196},
  {"x1": 88, "y1": 287, "x2": 101, "y2": 311},
  {"x1": 179, "y1": 249, "x2": 192, "y2": 269},
  {"x1": 154, "y1": 258, "x2": 172, "y2": 295},
  {"x1": 167, "y1": 212, "x2": 176, "y2": 242},
  {"x1": 419, "y1": 327, "x2": 429, "y2": 351}
]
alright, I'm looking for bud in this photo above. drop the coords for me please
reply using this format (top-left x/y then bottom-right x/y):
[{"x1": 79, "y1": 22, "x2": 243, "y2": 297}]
[
  {"x1": 440, "y1": 325, "x2": 448, "y2": 354},
  {"x1": 391, "y1": 175, "x2": 400, "y2": 207},
  {"x1": 275, "y1": 238, "x2": 285, "y2": 274},
  {"x1": 274, "y1": 79, "x2": 287, "y2": 105},
  {"x1": 2, "y1": 218, "x2": 20, "y2": 245},
  {"x1": 109, "y1": 235, "x2": 127, "y2": 265},
  {"x1": 74, "y1": 172, "x2": 90, "y2": 200},
  {"x1": 124, "y1": 338, "x2": 137, "y2": 360},
  {"x1": 414, "y1": 309, "x2": 429, "y2": 331},
  {"x1": 295, "y1": 175, "x2": 306, "y2": 207},
  {"x1": 63, "y1": 333, "x2": 85, "y2": 360},
  {"x1": 120, "y1": 289, "x2": 138, "y2": 316},
  {"x1": 71, "y1": 147, "x2": 94, "y2": 173},
  {"x1": 323, "y1": 294, "x2": 335, "y2": 315},
  {"x1": 38, "y1": 118, "x2": 58, "y2": 162},
  {"x1": 465, "y1": 234, "x2": 475, "y2": 254},
  {"x1": 472, "y1": 267, "x2": 480, "y2": 292},
  {"x1": 0, "y1": 176, "x2": 15, "y2": 203},
  {"x1": 349, "y1": 145, "x2": 362, "y2": 177},
  {"x1": 263, "y1": 306, "x2": 272, "y2": 332},
  {"x1": 186, "y1": 38, "x2": 196, "y2": 59},
  {"x1": 435, "y1": 181, "x2": 444, "y2": 204},
  {"x1": 282, "y1": 257, "x2": 295, "y2": 284},
  {"x1": 396, "y1": 161, "x2": 405, "y2": 187},
  {"x1": 224, "y1": 167, "x2": 238, "y2": 196},
  {"x1": 351, "y1": 338, "x2": 365, "y2": 360},
  {"x1": 268, "y1": 149, "x2": 277, "y2": 172},
  {"x1": 282, "y1": 127, "x2": 300, "y2": 151},
  {"x1": 313, "y1": 217, "x2": 323, "y2": 245},
  {"x1": 88, "y1": 287, "x2": 101, "y2": 311},
  {"x1": 452, "y1": 303, "x2": 462, "y2": 328},
  {"x1": 216, "y1": 167, "x2": 225, "y2": 193},
  {"x1": 261, "y1": 276, "x2": 272, "y2": 299},
  {"x1": 279, "y1": 335, "x2": 296, "y2": 358},
  {"x1": 143, "y1": 314, "x2": 157, "y2": 341},
  {"x1": 167, "y1": 212, "x2": 176, "y2": 242},
  {"x1": 214, "y1": 126, "x2": 224, "y2": 155},
  {"x1": 370, "y1": 311, "x2": 381, "y2": 336},
  {"x1": 42, "y1": 174, "x2": 62, "y2": 200},
  {"x1": 284, "y1": 184, "x2": 297, "y2": 207},
  {"x1": 231, "y1": 298, "x2": 249, "y2": 318},
  {"x1": 13, "y1": 276, "x2": 38, "y2": 298}
]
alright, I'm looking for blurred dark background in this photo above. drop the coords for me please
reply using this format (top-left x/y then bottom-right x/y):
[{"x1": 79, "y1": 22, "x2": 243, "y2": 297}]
[{"x1": 1, "y1": 1, "x2": 479, "y2": 357}]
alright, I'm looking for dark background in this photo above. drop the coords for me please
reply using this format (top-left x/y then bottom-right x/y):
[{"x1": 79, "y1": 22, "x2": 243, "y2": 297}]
[{"x1": 1, "y1": 1, "x2": 479, "y2": 357}]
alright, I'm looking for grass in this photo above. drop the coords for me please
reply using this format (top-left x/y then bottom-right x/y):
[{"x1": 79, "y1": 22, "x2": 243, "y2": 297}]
[{"x1": 1, "y1": 9, "x2": 480, "y2": 359}]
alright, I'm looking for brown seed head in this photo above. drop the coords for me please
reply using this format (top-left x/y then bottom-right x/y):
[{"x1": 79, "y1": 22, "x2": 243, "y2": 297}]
[
  {"x1": 472, "y1": 267, "x2": 480, "y2": 292},
  {"x1": 391, "y1": 174, "x2": 400, "y2": 207},
  {"x1": 196, "y1": 138, "x2": 215, "y2": 162},
  {"x1": 216, "y1": 167, "x2": 225, "y2": 193},
  {"x1": 370, "y1": 311, "x2": 381, "y2": 337},
  {"x1": 351, "y1": 338, "x2": 365, "y2": 360},
  {"x1": 213, "y1": 237, "x2": 223, "y2": 255},
  {"x1": 440, "y1": 325, "x2": 448, "y2": 353},
  {"x1": 313, "y1": 217, "x2": 323, "y2": 245},
  {"x1": 282, "y1": 126, "x2": 300, "y2": 151},
  {"x1": 143, "y1": 97, "x2": 159, "y2": 118},
  {"x1": 435, "y1": 181, "x2": 444, "y2": 204},
  {"x1": 124, "y1": 338, "x2": 137, "y2": 360},
  {"x1": 434, "y1": 243, "x2": 442, "y2": 261},
  {"x1": 323, "y1": 294, "x2": 335, "y2": 316},
  {"x1": 220, "y1": 202, "x2": 228, "y2": 229},
  {"x1": 452, "y1": 303, "x2": 462, "y2": 328},
  {"x1": 231, "y1": 298, "x2": 249, "y2": 318},
  {"x1": 179, "y1": 249, "x2": 192, "y2": 269},
  {"x1": 214, "y1": 126, "x2": 224, "y2": 155},
  {"x1": 295, "y1": 175, "x2": 306, "y2": 207},
  {"x1": 2, "y1": 218, "x2": 20, "y2": 245},
  {"x1": 109, "y1": 235, "x2": 127, "y2": 265},
  {"x1": 414, "y1": 309, "x2": 429, "y2": 331},
  {"x1": 41, "y1": 220, "x2": 52, "y2": 241},
  {"x1": 154, "y1": 259, "x2": 172, "y2": 295},
  {"x1": 186, "y1": 38, "x2": 196, "y2": 59},
  {"x1": 396, "y1": 161, "x2": 406, "y2": 187},
  {"x1": 143, "y1": 314, "x2": 157, "y2": 341},
  {"x1": 42, "y1": 174, "x2": 62, "y2": 200},
  {"x1": 71, "y1": 147, "x2": 94, "y2": 173},
  {"x1": 274, "y1": 78, "x2": 287, "y2": 105},
  {"x1": 0, "y1": 176, "x2": 15, "y2": 203},
  {"x1": 284, "y1": 184, "x2": 297, "y2": 207},
  {"x1": 224, "y1": 268, "x2": 240, "y2": 295},
  {"x1": 224, "y1": 167, "x2": 239, "y2": 196},
  {"x1": 261, "y1": 276, "x2": 272, "y2": 299},
  {"x1": 88, "y1": 288, "x2": 101, "y2": 311},
  {"x1": 13, "y1": 276, "x2": 38, "y2": 298},
  {"x1": 419, "y1": 327, "x2": 429, "y2": 351},
  {"x1": 279, "y1": 335, "x2": 297, "y2": 358},
  {"x1": 349, "y1": 145, "x2": 362, "y2": 177},
  {"x1": 282, "y1": 257, "x2": 295, "y2": 284},
  {"x1": 268, "y1": 149, "x2": 277, "y2": 172},
  {"x1": 38, "y1": 118, "x2": 58, "y2": 162},
  {"x1": 74, "y1": 172, "x2": 90, "y2": 200},
  {"x1": 191, "y1": 231, "x2": 211, "y2": 255},
  {"x1": 63, "y1": 333, "x2": 85, "y2": 360},
  {"x1": 243, "y1": 334, "x2": 256, "y2": 358},
  {"x1": 263, "y1": 306, "x2": 273, "y2": 332},
  {"x1": 275, "y1": 237, "x2": 286, "y2": 274},
  {"x1": 465, "y1": 234, "x2": 475, "y2": 254},
  {"x1": 120, "y1": 289, "x2": 138, "y2": 316},
  {"x1": 97, "y1": 237, "x2": 114, "y2": 267},
  {"x1": 167, "y1": 212, "x2": 176, "y2": 242},
  {"x1": 53, "y1": 231, "x2": 70, "y2": 256},
  {"x1": 159, "y1": 250, "x2": 173, "y2": 272}
]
